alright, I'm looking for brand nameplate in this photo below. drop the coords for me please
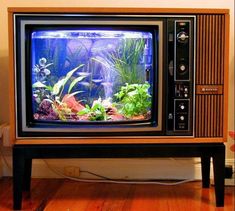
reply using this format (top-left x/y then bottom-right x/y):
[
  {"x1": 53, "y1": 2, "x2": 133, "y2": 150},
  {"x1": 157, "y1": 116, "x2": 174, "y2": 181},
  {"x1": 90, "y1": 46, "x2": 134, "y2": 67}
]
[{"x1": 196, "y1": 85, "x2": 223, "y2": 95}]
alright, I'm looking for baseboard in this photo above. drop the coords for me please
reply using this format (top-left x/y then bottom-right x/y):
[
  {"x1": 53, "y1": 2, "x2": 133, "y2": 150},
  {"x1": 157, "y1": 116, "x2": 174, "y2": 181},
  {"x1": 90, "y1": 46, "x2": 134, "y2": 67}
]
[{"x1": 1, "y1": 155, "x2": 234, "y2": 181}]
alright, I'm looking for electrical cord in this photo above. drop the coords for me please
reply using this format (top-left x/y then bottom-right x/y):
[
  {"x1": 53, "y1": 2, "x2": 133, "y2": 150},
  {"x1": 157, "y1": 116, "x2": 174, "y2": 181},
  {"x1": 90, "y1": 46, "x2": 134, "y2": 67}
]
[
  {"x1": 80, "y1": 170, "x2": 110, "y2": 180},
  {"x1": 0, "y1": 149, "x2": 211, "y2": 185},
  {"x1": 0, "y1": 147, "x2": 228, "y2": 186},
  {"x1": 43, "y1": 160, "x2": 197, "y2": 186}
]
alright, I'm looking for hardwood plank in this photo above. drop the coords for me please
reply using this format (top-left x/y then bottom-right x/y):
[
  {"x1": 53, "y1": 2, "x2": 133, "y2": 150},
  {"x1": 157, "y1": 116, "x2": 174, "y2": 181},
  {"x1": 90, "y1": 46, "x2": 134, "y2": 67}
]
[
  {"x1": 0, "y1": 178, "x2": 234, "y2": 210},
  {"x1": 0, "y1": 177, "x2": 63, "y2": 211}
]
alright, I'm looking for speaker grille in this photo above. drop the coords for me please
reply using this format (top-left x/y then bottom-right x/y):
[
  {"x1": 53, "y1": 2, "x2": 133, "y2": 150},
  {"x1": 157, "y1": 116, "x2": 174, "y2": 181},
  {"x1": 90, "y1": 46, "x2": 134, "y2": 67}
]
[{"x1": 195, "y1": 15, "x2": 225, "y2": 137}]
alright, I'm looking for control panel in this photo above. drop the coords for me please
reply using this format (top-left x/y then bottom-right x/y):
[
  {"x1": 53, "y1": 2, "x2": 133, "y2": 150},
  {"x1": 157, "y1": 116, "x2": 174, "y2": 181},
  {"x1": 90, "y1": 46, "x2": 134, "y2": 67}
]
[{"x1": 166, "y1": 18, "x2": 194, "y2": 135}]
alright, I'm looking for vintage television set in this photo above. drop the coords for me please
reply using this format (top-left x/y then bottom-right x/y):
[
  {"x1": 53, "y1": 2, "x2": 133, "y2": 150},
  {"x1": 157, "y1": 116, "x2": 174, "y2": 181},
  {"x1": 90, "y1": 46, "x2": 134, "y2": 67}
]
[
  {"x1": 8, "y1": 8, "x2": 229, "y2": 209},
  {"x1": 13, "y1": 11, "x2": 195, "y2": 137}
]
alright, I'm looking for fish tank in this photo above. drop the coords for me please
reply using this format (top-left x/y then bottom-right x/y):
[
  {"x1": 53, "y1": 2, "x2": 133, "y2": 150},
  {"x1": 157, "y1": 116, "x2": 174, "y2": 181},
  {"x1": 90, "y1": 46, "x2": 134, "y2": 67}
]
[
  {"x1": 13, "y1": 14, "x2": 168, "y2": 137},
  {"x1": 30, "y1": 29, "x2": 155, "y2": 123}
]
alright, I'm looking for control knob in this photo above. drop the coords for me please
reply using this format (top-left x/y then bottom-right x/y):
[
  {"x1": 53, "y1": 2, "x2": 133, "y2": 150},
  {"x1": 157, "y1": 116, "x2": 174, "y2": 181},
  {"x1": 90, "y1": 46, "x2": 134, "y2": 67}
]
[
  {"x1": 178, "y1": 63, "x2": 187, "y2": 74},
  {"x1": 179, "y1": 116, "x2": 185, "y2": 121},
  {"x1": 179, "y1": 104, "x2": 185, "y2": 110},
  {"x1": 177, "y1": 31, "x2": 189, "y2": 43}
]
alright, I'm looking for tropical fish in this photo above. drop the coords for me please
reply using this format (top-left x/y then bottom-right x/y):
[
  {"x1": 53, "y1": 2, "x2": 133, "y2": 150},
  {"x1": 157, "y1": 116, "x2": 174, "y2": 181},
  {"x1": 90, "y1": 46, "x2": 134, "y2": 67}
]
[
  {"x1": 78, "y1": 82, "x2": 91, "y2": 87},
  {"x1": 92, "y1": 79, "x2": 103, "y2": 83},
  {"x1": 77, "y1": 72, "x2": 91, "y2": 77},
  {"x1": 101, "y1": 82, "x2": 113, "y2": 87}
]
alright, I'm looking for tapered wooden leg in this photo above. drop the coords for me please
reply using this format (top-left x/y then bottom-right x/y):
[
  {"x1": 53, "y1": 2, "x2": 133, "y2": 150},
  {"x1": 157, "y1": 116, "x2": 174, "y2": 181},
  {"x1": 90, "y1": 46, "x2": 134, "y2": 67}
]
[
  {"x1": 212, "y1": 145, "x2": 225, "y2": 207},
  {"x1": 22, "y1": 159, "x2": 32, "y2": 191},
  {"x1": 13, "y1": 147, "x2": 25, "y2": 210},
  {"x1": 201, "y1": 156, "x2": 211, "y2": 188}
]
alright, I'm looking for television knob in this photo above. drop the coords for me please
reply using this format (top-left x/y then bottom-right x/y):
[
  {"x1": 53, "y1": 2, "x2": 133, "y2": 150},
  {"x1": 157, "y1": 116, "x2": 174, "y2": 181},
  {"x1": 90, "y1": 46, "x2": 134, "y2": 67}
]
[
  {"x1": 180, "y1": 64, "x2": 186, "y2": 71},
  {"x1": 180, "y1": 105, "x2": 185, "y2": 110},
  {"x1": 178, "y1": 63, "x2": 187, "y2": 73},
  {"x1": 180, "y1": 116, "x2": 185, "y2": 121},
  {"x1": 177, "y1": 32, "x2": 189, "y2": 43}
]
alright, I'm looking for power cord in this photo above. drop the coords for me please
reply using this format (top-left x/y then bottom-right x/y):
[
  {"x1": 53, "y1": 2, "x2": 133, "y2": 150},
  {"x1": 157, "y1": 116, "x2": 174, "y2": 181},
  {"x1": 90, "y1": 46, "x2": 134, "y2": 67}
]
[
  {"x1": 0, "y1": 146, "x2": 208, "y2": 186},
  {"x1": 43, "y1": 160, "x2": 197, "y2": 186}
]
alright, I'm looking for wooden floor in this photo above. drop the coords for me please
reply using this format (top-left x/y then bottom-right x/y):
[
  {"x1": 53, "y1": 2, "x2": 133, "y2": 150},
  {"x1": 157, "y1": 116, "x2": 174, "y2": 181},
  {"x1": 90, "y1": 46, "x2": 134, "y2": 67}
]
[{"x1": 0, "y1": 177, "x2": 234, "y2": 211}]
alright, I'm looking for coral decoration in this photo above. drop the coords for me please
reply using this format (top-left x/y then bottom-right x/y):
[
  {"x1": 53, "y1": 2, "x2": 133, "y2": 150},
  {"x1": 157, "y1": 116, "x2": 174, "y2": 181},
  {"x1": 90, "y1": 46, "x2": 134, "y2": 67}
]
[
  {"x1": 62, "y1": 94, "x2": 85, "y2": 112},
  {"x1": 228, "y1": 131, "x2": 235, "y2": 152}
]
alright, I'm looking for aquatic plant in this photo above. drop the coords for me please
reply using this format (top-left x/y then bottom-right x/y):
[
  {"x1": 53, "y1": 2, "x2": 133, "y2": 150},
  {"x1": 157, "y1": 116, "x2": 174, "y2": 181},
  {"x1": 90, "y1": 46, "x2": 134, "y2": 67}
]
[
  {"x1": 51, "y1": 64, "x2": 86, "y2": 97},
  {"x1": 32, "y1": 57, "x2": 53, "y2": 82},
  {"x1": 106, "y1": 38, "x2": 145, "y2": 84},
  {"x1": 51, "y1": 101, "x2": 78, "y2": 121},
  {"x1": 91, "y1": 38, "x2": 146, "y2": 94},
  {"x1": 114, "y1": 82, "x2": 151, "y2": 118},
  {"x1": 33, "y1": 64, "x2": 85, "y2": 99},
  {"x1": 78, "y1": 98, "x2": 108, "y2": 121},
  {"x1": 32, "y1": 62, "x2": 87, "y2": 121}
]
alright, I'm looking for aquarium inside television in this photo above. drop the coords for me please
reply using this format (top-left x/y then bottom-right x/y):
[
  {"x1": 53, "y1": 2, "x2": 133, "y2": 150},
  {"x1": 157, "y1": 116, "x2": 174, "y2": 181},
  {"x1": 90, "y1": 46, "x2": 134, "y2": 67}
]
[{"x1": 14, "y1": 14, "x2": 195, "y2": 137}]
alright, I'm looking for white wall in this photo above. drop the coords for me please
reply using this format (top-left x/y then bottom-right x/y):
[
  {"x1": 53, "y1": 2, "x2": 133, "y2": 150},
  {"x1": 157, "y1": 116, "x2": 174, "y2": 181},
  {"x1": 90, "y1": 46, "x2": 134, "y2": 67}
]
[{"x1": 0, "y1": 0, "x2": 234, "y2": 179}]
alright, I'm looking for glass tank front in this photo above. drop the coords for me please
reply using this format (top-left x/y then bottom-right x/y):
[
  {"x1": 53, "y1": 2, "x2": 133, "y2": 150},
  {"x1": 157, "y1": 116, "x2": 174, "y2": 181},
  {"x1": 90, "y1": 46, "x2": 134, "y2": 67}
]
[{"x1": 31, "y1": 29, "x2": 154, "y2": 123}]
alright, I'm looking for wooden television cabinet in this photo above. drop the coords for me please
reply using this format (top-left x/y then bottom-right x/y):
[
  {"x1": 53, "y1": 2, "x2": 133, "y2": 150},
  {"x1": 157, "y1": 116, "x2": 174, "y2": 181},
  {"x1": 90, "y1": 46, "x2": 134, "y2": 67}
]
[{"x1": 8, "y1": 7, "x2": 229, "y2": 209}]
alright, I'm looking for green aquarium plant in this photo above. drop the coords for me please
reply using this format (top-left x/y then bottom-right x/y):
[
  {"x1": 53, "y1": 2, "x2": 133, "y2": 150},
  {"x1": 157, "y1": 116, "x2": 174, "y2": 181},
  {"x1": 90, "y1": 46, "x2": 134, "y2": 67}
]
[
  {"x1": 92, "y1": 38, "x2": 145, "y2": 85},
  {"x1": 78, "y1": 98, "x2": 107, "y2": 121},
  {"x1": 108, "y1": 38, "x2": 145, "y2": 84},
  {"x1": 33, "y1": 63, "x2": 86, "y2": 102},
  {"x1": 32, "y1": 61, "x2": 87, "y2": 121},
  {"x1": 114, "y1": 82, "x2": 151, "y2": 118}
]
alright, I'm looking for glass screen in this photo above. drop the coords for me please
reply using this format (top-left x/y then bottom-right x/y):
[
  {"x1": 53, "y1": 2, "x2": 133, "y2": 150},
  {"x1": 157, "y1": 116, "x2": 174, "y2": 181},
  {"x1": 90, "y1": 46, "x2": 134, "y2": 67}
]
[{"x1": 31, "y1": 29, "x2": 154, "y2": 122}]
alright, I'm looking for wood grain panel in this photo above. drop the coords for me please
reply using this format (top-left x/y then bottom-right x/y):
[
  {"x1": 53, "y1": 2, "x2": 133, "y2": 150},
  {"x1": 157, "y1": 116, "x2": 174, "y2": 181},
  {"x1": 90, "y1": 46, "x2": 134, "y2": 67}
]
[
  {"x1": 195, "y1": 14, "x2": 226, "y2": 137},
  {"x1": 195, "y1": 95, "x2": 223, "y2": 137},
  {"x1": 195, "y1": 15, "x2": 225, "y2": 85}
]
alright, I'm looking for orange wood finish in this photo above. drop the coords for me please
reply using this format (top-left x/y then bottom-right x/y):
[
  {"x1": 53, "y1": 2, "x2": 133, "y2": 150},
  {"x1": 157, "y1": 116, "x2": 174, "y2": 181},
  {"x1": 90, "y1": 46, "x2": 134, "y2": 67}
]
[
  {"x1": 14, "y1": 137, "x2": 225, "y2": 145},
  {"x1": 7, "y1": 8, "x2": 230, "y2": 145},
  {"x1": 7, "y1": 7, "x2": 229, "y2": 14},
  {"x1": 0, "y1": 178, "x2": 234, "y2": 210},
  {"x1": 195, "y1": 14, "x2": 229, "y2": 138},
  {"x1": 8, "y1": 11, "x2": 15, "y2": 146}
]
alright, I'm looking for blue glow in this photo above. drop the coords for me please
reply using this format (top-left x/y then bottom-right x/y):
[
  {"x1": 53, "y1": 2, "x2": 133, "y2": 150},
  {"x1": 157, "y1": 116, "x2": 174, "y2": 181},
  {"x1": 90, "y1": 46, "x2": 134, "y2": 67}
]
[
  {"x1": 31, "y1": 29, "x2": 155, "y2": 122},
  {"x1": 31, "y1": 30, "x2": 152, "y2": 39}
]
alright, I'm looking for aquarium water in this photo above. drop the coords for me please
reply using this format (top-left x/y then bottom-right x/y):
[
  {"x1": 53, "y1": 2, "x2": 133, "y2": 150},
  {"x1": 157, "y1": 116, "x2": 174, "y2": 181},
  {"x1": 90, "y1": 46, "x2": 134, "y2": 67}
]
[{"x1": 31, "y1": 29, "x2": 154, "y2": 122}]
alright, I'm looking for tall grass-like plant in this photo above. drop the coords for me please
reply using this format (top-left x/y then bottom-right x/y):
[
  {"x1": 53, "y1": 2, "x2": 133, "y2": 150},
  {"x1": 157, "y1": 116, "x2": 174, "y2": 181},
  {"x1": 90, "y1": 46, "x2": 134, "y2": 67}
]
[
  {"x1": 110, "y1": 38, "x2": 145, "y2": 84},
  {"x1": 93, "y1": 38, "x2": 145, "y2": 85}
]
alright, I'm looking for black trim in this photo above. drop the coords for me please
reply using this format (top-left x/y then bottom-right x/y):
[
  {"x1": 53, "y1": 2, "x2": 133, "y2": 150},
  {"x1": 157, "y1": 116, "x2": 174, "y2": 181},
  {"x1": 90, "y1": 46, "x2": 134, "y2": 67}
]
[{"x1": 13, "y1": 143, "x2": 225, "y2": 209}]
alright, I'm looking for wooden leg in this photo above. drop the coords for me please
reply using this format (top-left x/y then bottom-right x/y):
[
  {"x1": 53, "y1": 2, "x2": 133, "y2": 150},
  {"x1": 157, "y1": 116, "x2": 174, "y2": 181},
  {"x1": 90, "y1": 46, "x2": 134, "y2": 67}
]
[
  {"x1": 212, "y1": 145, "x2": 225, "y2": 207},
  {"x1": 201, "y1": 156, "x2": 211, "y2": 188},
  {"x1": 22, "y1": 159, "x2": 32, "y2": 191},
  {"x1": 13, "y1": 147, "x2": 25, "y2": 210}
]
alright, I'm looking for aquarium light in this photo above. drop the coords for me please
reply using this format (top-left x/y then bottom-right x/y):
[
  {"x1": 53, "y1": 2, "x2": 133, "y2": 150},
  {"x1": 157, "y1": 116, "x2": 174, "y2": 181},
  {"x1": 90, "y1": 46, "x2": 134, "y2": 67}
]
[{"x1": 31, "y1": 30, "x2": 152, "y2": 39}]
